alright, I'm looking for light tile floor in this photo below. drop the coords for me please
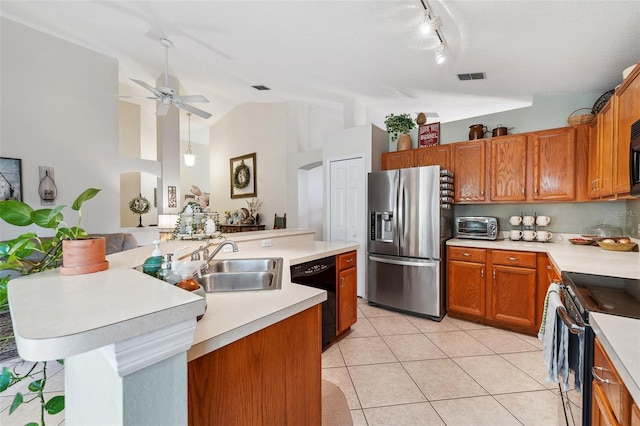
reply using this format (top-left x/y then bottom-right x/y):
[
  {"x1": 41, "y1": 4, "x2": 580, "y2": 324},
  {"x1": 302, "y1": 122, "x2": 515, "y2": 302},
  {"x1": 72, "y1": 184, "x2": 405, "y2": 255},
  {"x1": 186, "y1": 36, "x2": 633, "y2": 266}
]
[
  {"x1": 323, "y1": 298, "x2": 567, "y2": 426},
  {"x1": 1, "y1": 298, "x2": 571, "y2": 426}
]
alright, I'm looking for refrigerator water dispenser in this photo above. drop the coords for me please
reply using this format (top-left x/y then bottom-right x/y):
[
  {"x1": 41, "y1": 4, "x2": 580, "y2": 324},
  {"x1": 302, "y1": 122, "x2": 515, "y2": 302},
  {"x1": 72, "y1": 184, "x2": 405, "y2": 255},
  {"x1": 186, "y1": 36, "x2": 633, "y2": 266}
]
[{"x1": 371, "y1": 211, "x2": 394, "y2": 242}]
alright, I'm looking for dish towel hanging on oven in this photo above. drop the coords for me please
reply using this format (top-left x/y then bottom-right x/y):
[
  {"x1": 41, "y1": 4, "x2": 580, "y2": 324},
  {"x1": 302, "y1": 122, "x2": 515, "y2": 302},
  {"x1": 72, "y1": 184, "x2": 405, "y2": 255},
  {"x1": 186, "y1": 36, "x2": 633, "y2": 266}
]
[{"x1": 538, "y1": 282, "x2": 565, "y2": 382}]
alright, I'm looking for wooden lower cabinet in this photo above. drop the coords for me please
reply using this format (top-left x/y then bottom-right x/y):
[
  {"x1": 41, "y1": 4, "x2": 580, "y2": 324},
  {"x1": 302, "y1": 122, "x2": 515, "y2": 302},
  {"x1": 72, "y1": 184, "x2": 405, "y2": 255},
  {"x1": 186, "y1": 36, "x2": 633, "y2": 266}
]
[
  {"x1": 488, "y1": 250, "x2": 537, "y2": 330},
  {"x1": 447, "y1": 247, "x2": 554, "y2": 335},
  {"x1": 592, "y1": 337, "x2": 633, "y2": 426},
  {"x1": 632, "y1": 402, "x2": 640, "y2": 426},
  {"x1": 187, "y1": 305, "x2": 322, "y2": 426},
  {"x1": 446, "y1": 247, "x2": 487, "y2": 319},
  {"x1": 337, "y1": 250, "x2": 357, "y2": 335}
]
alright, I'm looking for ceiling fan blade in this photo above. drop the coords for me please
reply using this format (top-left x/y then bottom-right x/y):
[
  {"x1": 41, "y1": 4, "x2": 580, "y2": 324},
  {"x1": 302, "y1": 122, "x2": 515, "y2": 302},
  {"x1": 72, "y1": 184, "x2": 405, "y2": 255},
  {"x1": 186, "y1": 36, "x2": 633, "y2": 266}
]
[
  {"x1": 130, "y1": 78, "x2": 162, "y2": 98},
  {"x1": 156, "y1": 102, "x2": 171, "y2": 116},
  {"x1": 175, "y1": 102, "x2": 212, "y2": 119},
  {"x1": 111, "y1": 94, "x2": 156, "y2": 100},
  {"x1": 176, "y1": 95, "x2": 209, "y2": 103}
]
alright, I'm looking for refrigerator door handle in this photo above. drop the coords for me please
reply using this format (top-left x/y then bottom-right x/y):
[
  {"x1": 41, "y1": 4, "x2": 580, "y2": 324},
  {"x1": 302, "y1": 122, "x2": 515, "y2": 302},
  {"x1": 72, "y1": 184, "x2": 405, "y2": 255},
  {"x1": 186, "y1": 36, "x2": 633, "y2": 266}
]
[
  {"x1": 369, "y1": 255, "x2": 437, "y2": 268},
  {"x1": 397, "y1": 174, "x2": 405, "y2": 248}
]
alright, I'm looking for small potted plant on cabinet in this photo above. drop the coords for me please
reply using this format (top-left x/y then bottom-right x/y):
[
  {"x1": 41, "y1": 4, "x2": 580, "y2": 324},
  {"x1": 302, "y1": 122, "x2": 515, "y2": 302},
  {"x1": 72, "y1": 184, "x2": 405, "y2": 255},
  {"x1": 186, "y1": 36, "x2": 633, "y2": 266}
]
[
  {"x1": 0, "y1": 187, "x2": 101, "y2": 425},
  {"x1": 384, "y1": 113, "x2": 417, "y2": 151}
]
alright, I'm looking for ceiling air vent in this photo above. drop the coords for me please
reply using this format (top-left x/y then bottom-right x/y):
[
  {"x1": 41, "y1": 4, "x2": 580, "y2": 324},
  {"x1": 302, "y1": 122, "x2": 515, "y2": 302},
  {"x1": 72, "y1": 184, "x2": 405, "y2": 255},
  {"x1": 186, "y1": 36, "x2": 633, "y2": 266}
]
[
  {"x1": 252, "y1": 85, "x2": 271, "y2": 91},
  {"x1": 457, "y1": 72, "x2": 486, "y2": 81}
]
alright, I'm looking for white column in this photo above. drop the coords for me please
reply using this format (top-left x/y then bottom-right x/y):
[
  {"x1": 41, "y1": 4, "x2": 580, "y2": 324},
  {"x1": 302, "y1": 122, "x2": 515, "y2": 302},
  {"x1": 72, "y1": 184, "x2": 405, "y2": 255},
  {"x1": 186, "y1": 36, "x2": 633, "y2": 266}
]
[{"x1": 65, "y1": 319, "x2": 196, "y2": 425}]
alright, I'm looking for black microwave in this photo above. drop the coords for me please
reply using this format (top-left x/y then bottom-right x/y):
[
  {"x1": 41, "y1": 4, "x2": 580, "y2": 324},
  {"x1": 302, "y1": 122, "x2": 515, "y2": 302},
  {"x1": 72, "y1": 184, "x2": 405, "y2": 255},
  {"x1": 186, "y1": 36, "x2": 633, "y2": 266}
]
[{"x1": 631, "y1": 118, "x2": 640, "y2": 197}]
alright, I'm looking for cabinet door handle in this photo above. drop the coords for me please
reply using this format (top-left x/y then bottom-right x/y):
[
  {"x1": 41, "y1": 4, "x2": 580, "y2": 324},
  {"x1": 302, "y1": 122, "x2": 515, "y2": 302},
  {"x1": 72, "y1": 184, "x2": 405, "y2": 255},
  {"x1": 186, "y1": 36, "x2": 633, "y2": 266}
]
[
  {"x1": 534, "y1": 186, "x2": 538, "y2": 196},
  {"x1": 481, "y1": 269, "x2": 484, "y2": 278},
  {"x1": 592, "y1": 366, "x2": 610, "y2": 384},
  {"x1": 493, "y1": 269, "x2": 496, "y2": 279},
  {"x1": 521, "y1": 187, "x2": 525, "y2": 195},
  {"x1": 346, "y1": 258, "x2": 353, "y2": 263},
  {"x1": 508, "y1": 257, "x2": 519, "y2": 262},
  {"x1": 546, "y1": 265, "x2": 552, "y2": 270},
  {"x1": 340, "y1": 277, "x2": 345, "y2": 288},
  {"x1": 462, "y1": 252, "x2": 471, "y2": 257},
  {"x1": 480, "y1": 190, "x2": 484, "y2": 197}
]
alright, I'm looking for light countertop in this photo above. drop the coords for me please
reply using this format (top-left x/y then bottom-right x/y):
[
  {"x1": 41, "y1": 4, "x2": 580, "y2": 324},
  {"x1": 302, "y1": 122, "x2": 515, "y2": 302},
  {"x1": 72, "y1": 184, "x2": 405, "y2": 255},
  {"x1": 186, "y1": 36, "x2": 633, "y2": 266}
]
[
  {"x1": 8, "y1": 229, "x2": 358, "y2": 362},
  {"x1": 446, "y1": 234, "x2": 640, "y2": 404},
  {"x1": 446, "y1": 234, "x2": 640, "y2": 279}
]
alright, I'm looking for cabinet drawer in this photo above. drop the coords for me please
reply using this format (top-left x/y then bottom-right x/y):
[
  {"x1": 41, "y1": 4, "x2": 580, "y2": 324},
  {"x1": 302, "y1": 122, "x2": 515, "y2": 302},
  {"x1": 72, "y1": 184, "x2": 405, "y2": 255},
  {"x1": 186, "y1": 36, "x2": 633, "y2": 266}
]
[
  {"x1": 448, "y1": 247, "x2": 486, "y2": 263},
  {"x1": 491, "y1": 250, "x2": 537, "y2": 268},
  {"x1": 593, "y1": 337, "x2": 631, "y2": 425},
  {"x1": 337, "y1": 251, "x2": 357, "y2": 271}
]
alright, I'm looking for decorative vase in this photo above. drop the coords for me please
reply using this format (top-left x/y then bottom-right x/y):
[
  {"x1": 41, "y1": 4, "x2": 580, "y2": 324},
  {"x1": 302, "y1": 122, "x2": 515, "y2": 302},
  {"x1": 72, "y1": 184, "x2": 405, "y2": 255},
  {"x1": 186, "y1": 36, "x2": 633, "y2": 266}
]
[
  {"x1": 60, "y1": 237, "x2": 109, "y2": 275},
  {"x1": 397, "y1": 133, "x2": 412, "y2": 151}
]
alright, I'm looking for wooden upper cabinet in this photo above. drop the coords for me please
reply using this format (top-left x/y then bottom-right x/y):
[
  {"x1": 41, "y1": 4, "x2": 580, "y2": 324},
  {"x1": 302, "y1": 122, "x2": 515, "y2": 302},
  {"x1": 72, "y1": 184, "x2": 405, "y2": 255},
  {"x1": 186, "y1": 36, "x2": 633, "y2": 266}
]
[
  {"x1": 614, "y1": 62, "x2": 640, "y2": 195},
  {"x1": 530, "y1": 127, "x2": 576, "y2": 201},
  {"x1": 489, "y1": 135, "x2": 527, "y2": 201},
  {"x1": 453, "y1": 140, "x2": 487, "y2": 202},
  {"x1": 414, "y1": 145, "x2": 451, "y2": 170},
  {"x1": 594, "y1": 99, "x2": 616, "y2": 198},
  {"x1": 588, "y1": 118, "x2": 600, "y2": 198},
  {"x1": 381, "y1": 151, "x2": 413, "y2": 170}
]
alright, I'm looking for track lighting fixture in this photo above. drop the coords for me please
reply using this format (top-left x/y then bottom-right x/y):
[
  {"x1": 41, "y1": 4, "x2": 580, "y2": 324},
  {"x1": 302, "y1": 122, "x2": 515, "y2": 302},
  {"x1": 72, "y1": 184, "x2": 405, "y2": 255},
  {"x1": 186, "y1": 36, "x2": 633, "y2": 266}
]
[
  {"x1": 419, "y1": 0, "x2": 447, "y2": 64},
  {"x1": 435, "y1": 43, "x2": 446, "y2": 64}
]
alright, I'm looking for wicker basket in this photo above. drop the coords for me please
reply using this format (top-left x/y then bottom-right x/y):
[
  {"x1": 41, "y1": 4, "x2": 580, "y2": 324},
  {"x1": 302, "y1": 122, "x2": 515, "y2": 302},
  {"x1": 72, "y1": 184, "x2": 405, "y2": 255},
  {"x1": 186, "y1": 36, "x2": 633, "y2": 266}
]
[{"x1": 567, "y1": 108, "x2": 595, "y2": 125}]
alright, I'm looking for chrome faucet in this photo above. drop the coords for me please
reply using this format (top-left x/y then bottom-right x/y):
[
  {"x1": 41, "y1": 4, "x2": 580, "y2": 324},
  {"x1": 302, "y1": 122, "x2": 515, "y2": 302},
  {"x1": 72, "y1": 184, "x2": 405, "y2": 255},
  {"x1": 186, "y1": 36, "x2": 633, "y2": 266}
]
[
  {"x1": 206, "y1": 240, "x2": 239, "y2": 262},
  {"x1": 191, "y1": 243, "x2": 211, "y2": 261}
]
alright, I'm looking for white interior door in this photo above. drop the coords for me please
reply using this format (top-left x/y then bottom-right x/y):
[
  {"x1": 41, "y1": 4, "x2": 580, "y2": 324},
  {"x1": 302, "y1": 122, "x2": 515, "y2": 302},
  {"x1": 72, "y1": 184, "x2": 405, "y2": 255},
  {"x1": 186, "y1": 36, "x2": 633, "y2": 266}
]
[{"x1": 329, "y1": 157, "x2": 365, "y2": 297}]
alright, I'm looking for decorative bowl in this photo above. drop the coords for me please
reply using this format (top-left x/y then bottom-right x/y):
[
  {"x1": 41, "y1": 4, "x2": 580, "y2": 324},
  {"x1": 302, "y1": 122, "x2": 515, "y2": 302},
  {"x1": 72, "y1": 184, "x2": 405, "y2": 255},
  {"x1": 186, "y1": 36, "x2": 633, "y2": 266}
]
[
  {"x1": 569, "y1": 238, "x2": 594, "y2": 246},
  {"x1": 597, "y1": 241, "x2": 638, "y2": 252}
]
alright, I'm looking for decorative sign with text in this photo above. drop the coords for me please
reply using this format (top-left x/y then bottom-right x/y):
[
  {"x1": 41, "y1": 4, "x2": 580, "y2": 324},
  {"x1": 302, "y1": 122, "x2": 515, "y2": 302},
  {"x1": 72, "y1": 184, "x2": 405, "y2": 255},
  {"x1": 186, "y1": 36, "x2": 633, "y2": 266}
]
[{"x1": 418, "y1": 123, "x2": 440, "y2": 147}]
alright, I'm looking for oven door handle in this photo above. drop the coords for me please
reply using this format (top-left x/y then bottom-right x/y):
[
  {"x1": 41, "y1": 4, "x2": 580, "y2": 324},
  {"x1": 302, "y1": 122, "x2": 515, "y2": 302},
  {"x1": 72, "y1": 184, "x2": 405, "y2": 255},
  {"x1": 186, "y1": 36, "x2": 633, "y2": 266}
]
[{"x1": 556, "y1": 306, "x2": 585, "y2": 335}]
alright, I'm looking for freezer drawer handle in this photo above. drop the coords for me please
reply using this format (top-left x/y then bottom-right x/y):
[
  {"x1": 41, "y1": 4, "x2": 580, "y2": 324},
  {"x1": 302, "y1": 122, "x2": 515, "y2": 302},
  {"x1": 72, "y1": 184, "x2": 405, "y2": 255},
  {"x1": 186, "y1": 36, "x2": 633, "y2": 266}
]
[{"x1": 369, "y1": 255, "x2": 436, "y2": 268}]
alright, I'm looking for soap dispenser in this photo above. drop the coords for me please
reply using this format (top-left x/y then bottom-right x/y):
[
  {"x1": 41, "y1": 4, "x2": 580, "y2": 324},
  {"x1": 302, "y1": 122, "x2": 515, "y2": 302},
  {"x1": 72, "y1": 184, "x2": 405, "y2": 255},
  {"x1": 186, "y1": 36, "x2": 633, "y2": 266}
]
[
  {"x1": 142, "y1": 240, "x2": 163, "y2": 277},
  {"x1": 156, "y1": 253, "x2": 173, "y2": 281}
]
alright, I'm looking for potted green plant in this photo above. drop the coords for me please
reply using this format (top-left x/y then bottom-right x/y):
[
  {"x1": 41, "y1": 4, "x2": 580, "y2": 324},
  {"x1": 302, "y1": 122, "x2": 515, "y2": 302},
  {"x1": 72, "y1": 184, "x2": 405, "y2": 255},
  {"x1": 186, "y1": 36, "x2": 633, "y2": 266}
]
[
  {"x1": 0, "y1": 187, "x2": 100, "y2": 425},
  {"x1": 384, "y1": 113, "x2": 417, "y2": 151}
]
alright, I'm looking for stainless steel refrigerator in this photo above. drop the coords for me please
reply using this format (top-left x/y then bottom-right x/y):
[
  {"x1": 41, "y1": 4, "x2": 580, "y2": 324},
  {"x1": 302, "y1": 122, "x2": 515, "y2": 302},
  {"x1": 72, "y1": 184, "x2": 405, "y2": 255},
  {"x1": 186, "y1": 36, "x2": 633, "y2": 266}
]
[{"x1": 367, "y1": 165, "x2": 453, "y2": 320}]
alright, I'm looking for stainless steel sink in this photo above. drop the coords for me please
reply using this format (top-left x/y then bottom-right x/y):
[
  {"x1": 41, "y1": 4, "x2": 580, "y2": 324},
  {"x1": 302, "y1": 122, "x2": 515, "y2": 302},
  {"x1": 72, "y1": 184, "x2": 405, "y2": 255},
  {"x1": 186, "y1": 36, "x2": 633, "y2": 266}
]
[
  {"x1": 197, "y1": 257, "x2": 283, "y2": 292},
  {"x1": 196, "y1": 271, "x2": 281, "y2": 292},
  {"x1": 207, "y1": 258, "x2": 280, "y2": 273}
]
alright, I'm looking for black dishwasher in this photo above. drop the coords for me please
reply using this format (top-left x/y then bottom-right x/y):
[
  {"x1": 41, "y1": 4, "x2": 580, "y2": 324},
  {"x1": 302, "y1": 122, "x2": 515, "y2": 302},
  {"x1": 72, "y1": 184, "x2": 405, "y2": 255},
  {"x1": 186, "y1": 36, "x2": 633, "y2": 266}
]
[{"x1": 290, "y1": 256, "x2": 336, "y2": 349}]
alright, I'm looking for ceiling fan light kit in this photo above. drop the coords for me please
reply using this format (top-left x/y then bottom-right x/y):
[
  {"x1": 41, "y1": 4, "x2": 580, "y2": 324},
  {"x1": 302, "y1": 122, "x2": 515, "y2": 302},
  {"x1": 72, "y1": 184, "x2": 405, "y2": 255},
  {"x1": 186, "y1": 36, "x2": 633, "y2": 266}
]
[{"x1": 119, "y1": 38, "x2": 212, "y2": 119}]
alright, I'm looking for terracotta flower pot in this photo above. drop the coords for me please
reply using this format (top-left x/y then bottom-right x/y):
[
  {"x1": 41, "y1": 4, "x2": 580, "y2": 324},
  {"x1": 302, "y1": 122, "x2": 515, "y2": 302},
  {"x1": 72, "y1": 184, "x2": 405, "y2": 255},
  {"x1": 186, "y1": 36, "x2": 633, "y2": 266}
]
[
  {"x1": 60, "y1": 237, "x2": 109, "y2": 275},
  {"x1": 397, "y1": 134, "x2": 412, "y2": 151}
]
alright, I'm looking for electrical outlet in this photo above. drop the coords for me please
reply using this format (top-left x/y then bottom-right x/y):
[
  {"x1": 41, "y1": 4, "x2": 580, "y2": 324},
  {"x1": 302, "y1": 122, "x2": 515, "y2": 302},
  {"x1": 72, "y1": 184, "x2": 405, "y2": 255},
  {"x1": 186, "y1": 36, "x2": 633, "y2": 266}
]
[
  {"x1": 222, "y1": 244, "x2": 234, "y2": 253},
  {"x1": 261, "y1": 239, "x2": 272, "y2": 247}
]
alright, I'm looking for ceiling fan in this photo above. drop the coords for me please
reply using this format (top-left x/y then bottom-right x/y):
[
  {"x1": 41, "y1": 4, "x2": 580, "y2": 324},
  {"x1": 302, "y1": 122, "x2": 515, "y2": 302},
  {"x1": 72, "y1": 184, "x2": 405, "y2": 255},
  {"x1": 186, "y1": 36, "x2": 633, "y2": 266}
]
[{"x1": 119, "y1": 38, "x2": 212, "y2": 119}]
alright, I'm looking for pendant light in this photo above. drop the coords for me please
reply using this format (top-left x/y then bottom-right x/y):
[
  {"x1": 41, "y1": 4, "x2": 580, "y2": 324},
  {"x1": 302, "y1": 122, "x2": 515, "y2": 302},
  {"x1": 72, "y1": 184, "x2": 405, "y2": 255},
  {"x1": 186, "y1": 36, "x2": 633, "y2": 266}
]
[{"x1": 183, "y1": 112, "x2": 196, "y2": 167}]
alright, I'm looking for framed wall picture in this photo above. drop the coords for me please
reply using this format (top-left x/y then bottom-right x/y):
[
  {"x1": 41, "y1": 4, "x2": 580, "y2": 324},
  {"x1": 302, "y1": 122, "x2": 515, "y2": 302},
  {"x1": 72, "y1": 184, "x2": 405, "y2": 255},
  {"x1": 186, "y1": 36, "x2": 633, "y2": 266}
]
[
  {"x1": 168, "y1": 185, "x2": 177, "y2": 208},
  {"x1": 0, "y1": 157, "x2": 23, "y2": 201},
  {"x1": 230, "y1": 153, "x2": 257, "y2": 199}
]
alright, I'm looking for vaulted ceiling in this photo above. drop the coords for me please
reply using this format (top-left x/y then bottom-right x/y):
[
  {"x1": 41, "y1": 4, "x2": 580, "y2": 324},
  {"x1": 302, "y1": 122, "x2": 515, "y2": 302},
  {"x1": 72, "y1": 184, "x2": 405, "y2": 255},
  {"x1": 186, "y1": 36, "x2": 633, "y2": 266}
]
[{"x1": 2, "y1": 0, "x2": 639, "y2": 134}]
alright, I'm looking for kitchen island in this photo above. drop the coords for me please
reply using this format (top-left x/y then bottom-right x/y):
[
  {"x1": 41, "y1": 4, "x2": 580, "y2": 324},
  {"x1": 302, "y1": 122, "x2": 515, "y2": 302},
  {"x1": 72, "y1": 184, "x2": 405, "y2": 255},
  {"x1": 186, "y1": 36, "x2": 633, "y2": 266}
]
[{"x1": 7, "y1": 228, "x2": 358, "y2": 426}]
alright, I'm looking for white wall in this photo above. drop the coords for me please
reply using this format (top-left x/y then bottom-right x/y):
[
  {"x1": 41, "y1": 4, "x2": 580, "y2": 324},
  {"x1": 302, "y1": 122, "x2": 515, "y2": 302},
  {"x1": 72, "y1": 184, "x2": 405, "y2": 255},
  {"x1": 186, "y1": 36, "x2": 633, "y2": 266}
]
[
  {"x1": 439, "y1": 93, "x2": 602, "y2": 144},
  {"x1": 209, "y1": 103, "x2": 288, "y2": 227},
  {"x1": 0, "y1": 18, "x2": 120, "y2": 239}
]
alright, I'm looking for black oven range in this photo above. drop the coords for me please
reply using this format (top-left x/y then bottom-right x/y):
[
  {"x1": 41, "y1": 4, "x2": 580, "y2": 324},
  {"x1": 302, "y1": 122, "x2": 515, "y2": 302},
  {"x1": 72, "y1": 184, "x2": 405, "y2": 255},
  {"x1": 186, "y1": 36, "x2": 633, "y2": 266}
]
[{"x1": 558, "y1": 271, "x2": 640, "y2": 426}]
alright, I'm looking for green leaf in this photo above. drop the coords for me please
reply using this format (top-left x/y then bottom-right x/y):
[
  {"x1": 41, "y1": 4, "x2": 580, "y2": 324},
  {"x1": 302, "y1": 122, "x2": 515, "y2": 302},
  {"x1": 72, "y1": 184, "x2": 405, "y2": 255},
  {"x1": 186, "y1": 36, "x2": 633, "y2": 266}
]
[
  {"x1": 0, "y1": 280, "x2": 8, "y2": 311},
  {"x1": 0, "y1": 367, "x2": 12, "y2": 392},
  {"x1": 71, "y1": 188, "x2": 100, "y2": 211},
  {"x1": 25, "y1": 423, "x2": 39, "y2": 426},
  {"x1": 31, "y1": 206, "x2": 65, "y2": 229},
  {"x1": 45, "y1": 394, "x2": 65, "y2": 414},
  {"x1": 28, "y1": 378, "x2": 43, "y2": 392},
  {"x1": 9, "y1": 392, "x2": 23, "y2": 414},
  {"x1": 0, "y1": 200, "x2": 34, "y2": 226}
]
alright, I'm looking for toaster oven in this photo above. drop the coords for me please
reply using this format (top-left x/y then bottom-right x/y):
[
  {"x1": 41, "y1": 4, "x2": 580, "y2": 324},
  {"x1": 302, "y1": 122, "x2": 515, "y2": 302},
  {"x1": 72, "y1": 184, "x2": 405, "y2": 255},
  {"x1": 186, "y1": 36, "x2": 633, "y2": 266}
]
[{"x1": 455, "y1": 216, "x2": 499, "y2": 240}]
